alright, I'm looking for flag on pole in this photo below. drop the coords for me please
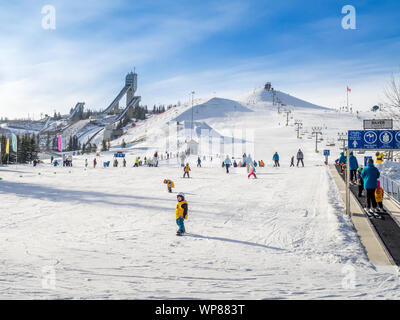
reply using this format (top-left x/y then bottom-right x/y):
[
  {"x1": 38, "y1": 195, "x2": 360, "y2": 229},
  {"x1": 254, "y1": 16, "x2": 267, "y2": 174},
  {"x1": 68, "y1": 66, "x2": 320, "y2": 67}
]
[
  {"x1": 347, "y1": 86, "x2": 351, "y2": 92},
  {"x1": 6, "y1": 138, "x2": 9, "y2": 154},
  {"x1": 58, "y1": 135, "x2": 63, "y2": 152},
  {"x1": 11, "y1": 134, "x2": 17, "y2": 152}
]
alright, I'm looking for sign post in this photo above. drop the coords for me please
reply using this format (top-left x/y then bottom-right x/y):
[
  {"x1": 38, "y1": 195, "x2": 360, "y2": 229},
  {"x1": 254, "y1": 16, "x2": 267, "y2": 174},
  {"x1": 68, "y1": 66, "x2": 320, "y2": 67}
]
[{"x1": 346, "y1": 151, "x2": 350, "y2": 216}]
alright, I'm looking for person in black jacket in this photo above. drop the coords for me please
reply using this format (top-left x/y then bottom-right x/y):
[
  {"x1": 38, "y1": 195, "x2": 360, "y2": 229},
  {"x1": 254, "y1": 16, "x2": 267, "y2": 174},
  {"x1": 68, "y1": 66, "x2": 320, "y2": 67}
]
[{"x1": 357, "y1": 167, "x2": 364, "y2": 197}]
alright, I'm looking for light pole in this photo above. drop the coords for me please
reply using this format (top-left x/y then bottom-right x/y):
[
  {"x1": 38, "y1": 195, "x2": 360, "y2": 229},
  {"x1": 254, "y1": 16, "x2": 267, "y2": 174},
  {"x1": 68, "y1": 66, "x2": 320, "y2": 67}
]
[{"x1": 190, "y1": 91, "x2": 195, "y2": 141}]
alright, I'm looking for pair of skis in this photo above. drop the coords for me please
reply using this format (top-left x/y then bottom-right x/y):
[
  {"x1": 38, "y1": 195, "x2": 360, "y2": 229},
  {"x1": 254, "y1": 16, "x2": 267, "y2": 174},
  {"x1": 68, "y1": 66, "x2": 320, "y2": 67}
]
[{"x1": 364, "y1": 208, "x2": 385, "y2": 219}]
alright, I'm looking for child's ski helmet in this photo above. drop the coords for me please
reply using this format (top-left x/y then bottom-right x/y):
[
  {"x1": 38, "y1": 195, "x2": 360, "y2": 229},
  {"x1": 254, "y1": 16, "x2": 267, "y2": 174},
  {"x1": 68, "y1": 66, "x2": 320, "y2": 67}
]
[{"x1": 177, "y1": 192, "x2": 185, "y2": 200}]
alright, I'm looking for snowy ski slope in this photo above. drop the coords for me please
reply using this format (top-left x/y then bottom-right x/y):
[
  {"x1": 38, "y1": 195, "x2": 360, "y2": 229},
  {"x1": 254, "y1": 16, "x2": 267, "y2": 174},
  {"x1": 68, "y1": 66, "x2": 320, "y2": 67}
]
[{"x1": 1, "y1": 88, "x2": 399, "y2": 299}]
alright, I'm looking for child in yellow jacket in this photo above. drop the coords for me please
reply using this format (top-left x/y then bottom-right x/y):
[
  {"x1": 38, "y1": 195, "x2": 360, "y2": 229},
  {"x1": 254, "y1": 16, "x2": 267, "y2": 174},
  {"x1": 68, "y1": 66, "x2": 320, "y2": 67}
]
[
  {"x1": 176, "y1": 192, "x2": 188, "y2": 236},
  {"x1": 163, "y1": 179, "x2": 174, "y2": 193},
  {"x1": 375, "y1": 180, "x2": 385, "y2": 212},
  {"x1": 183, "y1": 163, "x2": 191, "y2": 178}
]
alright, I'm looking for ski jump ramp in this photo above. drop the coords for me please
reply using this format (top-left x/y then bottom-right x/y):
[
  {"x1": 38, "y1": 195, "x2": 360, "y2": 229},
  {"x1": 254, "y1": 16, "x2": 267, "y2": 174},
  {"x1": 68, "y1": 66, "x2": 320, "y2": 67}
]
[
  {"x1": 102, "y1": 72, "x2": 141, "y2": 123},
  {"x1": 67, "y1": 102, "x2": 85, "y2": 121}
]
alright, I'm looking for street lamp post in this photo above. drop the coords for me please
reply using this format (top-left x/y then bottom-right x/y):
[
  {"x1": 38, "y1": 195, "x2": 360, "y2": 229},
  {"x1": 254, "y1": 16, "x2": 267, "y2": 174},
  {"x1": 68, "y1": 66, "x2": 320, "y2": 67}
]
[{"x1": 191, "y1": 91, "x2": 195, "y2": 141}]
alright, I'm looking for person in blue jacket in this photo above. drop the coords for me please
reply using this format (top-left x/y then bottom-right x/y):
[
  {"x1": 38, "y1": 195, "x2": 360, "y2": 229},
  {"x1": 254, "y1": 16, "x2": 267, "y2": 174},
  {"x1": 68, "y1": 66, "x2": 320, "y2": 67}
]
[
  {"x1": 360, "y1": 158, "x2": 380, "y2": 212},
  {"x1": 245, "y1": 154, "x2": 253, "y2": 173},
  {"x1": 338, "y1": 152, "x2": 346, "y2": 165},
  {"x1": 273, "y1": 152, "x2": 280, "y2": 167},
  {"x1": 224, "y1": 156, "x2": 232, "y2": 173},
  {"x1": 348, "y1": 152, "x2": 359, "y2": 183}
]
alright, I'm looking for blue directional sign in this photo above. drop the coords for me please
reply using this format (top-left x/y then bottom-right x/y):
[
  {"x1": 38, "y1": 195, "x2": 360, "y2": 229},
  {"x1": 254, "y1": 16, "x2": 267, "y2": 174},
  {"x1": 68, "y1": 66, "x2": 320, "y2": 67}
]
[
  {"x1": 114, "y1": 153, "x2": 126, "y2": 158},
  {"x1": 348, "y1": 130, "x2": 364, "y2": 149},
  {"x1": 349, "y1": 130, "x2": 400, "y2": 150},
  {"x1": 323, "y1": 150, "x2": 330, "y2": 156},
  {"x1": 394, "y1": 131, "x2": 400, "y2": 149}
]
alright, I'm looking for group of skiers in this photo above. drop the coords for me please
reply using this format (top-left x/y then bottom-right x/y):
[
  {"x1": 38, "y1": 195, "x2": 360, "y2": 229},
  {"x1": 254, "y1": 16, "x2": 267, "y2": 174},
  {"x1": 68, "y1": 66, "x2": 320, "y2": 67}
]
[{"x1": 337, "y1": 151, "x2": 385, "y2": 214}]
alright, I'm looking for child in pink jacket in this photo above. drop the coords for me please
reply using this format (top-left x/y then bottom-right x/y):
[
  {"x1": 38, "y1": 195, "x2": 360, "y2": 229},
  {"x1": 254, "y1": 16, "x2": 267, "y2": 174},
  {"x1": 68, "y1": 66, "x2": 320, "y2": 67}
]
[{"x1": 248, "y1": 165, "x2": 257, "y2": 179}]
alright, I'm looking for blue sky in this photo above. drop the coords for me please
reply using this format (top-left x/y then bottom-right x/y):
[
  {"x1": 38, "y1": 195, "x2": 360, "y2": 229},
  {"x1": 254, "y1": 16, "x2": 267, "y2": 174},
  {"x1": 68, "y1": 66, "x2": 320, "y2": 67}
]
[{"x1": 0, "y1": 0, "x2": 399, "y2": 118}]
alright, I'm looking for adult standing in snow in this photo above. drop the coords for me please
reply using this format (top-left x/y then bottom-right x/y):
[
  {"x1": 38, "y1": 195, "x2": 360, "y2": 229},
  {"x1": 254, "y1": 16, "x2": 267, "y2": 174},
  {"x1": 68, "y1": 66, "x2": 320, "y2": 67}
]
[
  {"x1": 348, "y1": 152, "x2": 359, "y2": 183},
  {"x1": 273, "y1": 152, "x2": 280, "y2": 167},
  {"x1": 224, "y1": 156, "x2": 232, "y2": 173},
  {"x1": 197, "y1": 156, "x2": 201, "y2": 167},
  {"x1": 85, "y1": 159, "x2": 88, "y2": 168},
  {"x1": 296, "y1": 149, "x2": 304, "y2": 167},
  {"x1": 123, "y1": 158, "x2": 127, "y2": 167},
  {"x1": 361, "y1": 158, "x2": 380, "y2": 213},
  {"x1": 50, "y1": 156, "x2": 54, "y2": 164},
  {"x1": 93, "y1": 158, "x2": 97, "y2": 168},
  {"x1": 245, "y1": 154, "x2": 253, "y2": 173}
]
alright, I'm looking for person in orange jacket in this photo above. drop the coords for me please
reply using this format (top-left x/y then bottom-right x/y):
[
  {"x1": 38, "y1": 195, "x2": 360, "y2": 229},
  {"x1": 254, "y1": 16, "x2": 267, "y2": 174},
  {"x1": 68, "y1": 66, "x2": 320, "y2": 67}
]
[{"x1": 375, "y1": 180, "x2": 385, "y2": 212}]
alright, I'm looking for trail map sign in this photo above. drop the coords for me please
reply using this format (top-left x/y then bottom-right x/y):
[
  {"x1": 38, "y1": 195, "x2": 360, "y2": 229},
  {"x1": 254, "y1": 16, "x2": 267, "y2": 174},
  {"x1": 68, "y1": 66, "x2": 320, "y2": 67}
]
[{"x1": 363, "y1": 119, "x2": 393, "y2": 130}]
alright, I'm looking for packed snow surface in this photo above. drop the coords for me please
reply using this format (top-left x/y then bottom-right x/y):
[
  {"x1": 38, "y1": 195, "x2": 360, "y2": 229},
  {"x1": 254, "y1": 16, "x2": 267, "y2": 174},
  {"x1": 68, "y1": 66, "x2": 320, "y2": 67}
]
[{"x1": 1, "y1": 88, "x2": 399, "y2": 299}]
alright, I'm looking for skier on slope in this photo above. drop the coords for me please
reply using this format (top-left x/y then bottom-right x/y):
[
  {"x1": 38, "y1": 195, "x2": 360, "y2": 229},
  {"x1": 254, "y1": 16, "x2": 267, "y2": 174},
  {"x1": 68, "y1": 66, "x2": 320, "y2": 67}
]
[
  {"x1": 290, "y1": 156, "x2": 295, "y2": 167},
  {"x1": 296, "y1": 149, "x2": 304, "y2": 167},
  {"x1": 273, "y1": 152, "x2": 280, "y2": 167},
  {"x1": 245, "y1": 154, "x2": 253, "y2": 173},
  {"x1": 224, "y1": 155, "x2": 232, "y2": 173},
  {"x1": 183, "y1": 163, "x2": 191, "y2": 178},
  {"x1": 248, "y1": 164, "x2": 257, "y2": 179},
  {"x1": 164, "y1": 179, "x2": 175, "y2": 193},
  {"x1": 176, "y1": 192, "x2": 188, "y2": 236}
]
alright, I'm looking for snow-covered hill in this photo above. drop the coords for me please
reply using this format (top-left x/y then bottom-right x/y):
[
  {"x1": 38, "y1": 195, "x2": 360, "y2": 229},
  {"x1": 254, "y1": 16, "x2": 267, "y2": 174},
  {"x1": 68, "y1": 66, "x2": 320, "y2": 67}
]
[
  {"x1": 239, "y1": 88, "x2": 329, "y2": 110},
  {"x1": 174, "y1": 97, "x2": 252, "y2": 122}
]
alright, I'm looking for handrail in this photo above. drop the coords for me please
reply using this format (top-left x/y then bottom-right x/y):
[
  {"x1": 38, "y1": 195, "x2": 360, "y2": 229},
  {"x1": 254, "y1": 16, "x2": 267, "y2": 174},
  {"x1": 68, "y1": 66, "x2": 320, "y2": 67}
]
[{"x1": 381, "y1": 174, "x2": 400, "y2": 206}]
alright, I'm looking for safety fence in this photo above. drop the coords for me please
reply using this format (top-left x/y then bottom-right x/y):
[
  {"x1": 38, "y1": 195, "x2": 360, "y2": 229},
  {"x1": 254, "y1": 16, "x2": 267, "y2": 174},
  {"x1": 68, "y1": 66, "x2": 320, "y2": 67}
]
[{"x1": 381, "y1": 175, "x2": 400, "y2": 205}]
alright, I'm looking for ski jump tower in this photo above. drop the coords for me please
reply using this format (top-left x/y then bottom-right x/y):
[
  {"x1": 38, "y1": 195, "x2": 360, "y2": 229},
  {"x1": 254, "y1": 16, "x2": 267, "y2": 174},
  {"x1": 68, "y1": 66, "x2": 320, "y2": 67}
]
[{"x1": 102, "y1": 71, "x2": 141, "y2": 122}]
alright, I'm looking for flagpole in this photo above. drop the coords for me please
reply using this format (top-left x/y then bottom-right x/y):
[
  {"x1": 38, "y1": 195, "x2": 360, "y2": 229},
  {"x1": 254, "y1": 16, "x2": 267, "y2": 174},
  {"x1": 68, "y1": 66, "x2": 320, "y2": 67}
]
[{"x1": 347, "y1": 87, "x2": 349, "y2": 112}]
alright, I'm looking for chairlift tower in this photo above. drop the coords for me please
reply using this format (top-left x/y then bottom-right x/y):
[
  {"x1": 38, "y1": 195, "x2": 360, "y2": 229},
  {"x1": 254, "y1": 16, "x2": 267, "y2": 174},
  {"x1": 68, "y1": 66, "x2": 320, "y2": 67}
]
[
  {"x1": 337, "y1": 132, "x2": 348, "y2": 152},
  {"x1": 284, "y1": 110, "x2": 291, "y2": 126},
  {"x1": 312, "y1": 127, "x2": 323, "y2": 152},
  {"x1": 294, "y1": 120, "x2": 303, "y2": 138}
]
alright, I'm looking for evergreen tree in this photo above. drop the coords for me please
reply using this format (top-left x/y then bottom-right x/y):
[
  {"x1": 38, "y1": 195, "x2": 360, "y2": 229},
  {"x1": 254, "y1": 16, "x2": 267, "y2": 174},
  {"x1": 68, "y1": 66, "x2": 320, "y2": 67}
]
[{"x1": 101, "y1": 139, "x2": 107, "y2": 152}]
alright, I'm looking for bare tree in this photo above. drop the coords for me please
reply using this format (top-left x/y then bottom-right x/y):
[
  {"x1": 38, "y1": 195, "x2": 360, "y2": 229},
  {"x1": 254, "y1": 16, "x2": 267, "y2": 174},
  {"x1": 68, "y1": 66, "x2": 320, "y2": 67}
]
[{"x1": 385, "y1": 73, "x2": 400, "y2": 109}]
